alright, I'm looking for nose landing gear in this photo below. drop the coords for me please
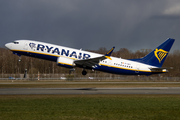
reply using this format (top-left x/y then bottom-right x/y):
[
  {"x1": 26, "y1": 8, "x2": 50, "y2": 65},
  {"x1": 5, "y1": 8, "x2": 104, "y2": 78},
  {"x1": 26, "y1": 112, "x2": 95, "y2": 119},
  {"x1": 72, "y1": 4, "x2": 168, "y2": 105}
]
[{"x1": 18, "y1": 56, "x2": 21, "y2": 62}]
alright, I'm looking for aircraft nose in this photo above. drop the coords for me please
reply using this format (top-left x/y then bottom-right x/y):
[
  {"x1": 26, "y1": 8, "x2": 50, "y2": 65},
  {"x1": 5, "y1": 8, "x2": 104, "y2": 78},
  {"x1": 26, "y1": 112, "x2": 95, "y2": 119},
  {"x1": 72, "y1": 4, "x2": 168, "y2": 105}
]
[{"x1": 5, "y1": 43, "x2": 12, "y2": 49}]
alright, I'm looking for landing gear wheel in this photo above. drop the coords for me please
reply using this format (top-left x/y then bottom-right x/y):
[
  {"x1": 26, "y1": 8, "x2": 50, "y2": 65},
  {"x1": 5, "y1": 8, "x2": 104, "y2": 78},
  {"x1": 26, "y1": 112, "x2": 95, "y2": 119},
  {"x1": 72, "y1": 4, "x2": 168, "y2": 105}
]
[
  {"x1": 18, "y1": 56, "x2": 21, "y2": 62},
  {"x1": 82, "y1": 70, "x2": 87, "y2": 75}
]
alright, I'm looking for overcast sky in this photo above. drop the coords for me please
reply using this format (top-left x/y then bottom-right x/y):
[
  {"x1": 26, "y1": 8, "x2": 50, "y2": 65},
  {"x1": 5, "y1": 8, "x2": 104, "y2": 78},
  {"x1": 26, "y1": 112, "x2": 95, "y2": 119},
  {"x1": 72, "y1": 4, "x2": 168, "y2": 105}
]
[{"x1": 1, "y1": 0, "x2": 180, "y2": 52}]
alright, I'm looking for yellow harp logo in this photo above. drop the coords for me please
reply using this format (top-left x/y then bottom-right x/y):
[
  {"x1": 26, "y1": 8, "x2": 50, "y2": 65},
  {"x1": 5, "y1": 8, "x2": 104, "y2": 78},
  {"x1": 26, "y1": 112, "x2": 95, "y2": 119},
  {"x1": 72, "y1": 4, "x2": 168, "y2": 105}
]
[{"x1": 154, "y1": 48, "x2": 168, "y2": 63}]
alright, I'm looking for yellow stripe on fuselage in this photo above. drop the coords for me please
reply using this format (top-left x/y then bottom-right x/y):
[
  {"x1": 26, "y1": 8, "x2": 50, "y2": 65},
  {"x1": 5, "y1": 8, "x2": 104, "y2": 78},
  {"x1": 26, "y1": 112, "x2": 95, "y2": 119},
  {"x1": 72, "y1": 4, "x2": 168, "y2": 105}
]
[
  {"x1": 11, "y1": 49, "x2": 60, "y2": 57},
  {"x1": 11, "y1": 49, "x2": 78, "y2": 60}
]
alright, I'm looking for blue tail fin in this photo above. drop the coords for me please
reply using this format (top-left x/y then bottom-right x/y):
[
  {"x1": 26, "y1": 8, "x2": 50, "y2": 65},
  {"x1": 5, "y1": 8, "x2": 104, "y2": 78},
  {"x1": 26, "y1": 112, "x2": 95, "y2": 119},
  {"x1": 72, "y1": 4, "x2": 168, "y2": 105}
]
[{"x1": 131, "y1": 38, "x2": 175, "y2": 67}]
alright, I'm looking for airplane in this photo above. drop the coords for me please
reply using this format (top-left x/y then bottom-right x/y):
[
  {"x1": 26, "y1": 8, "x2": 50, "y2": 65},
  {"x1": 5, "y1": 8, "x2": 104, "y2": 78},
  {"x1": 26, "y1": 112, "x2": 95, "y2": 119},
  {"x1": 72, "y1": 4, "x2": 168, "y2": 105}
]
[{"x1": 5, "y1": 38, "x2": 175, "y2": 76}]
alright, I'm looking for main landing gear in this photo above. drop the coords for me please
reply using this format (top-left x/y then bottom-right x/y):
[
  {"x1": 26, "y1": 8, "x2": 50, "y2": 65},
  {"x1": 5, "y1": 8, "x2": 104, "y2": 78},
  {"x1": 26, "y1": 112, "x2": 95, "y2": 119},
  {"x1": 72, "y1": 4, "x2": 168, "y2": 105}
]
[
  {"x1": 13, "y1": 52, "x2": 21, "y2": 62},
  {"x1": 82, "y1": 69, "x2": 87, "y2": 75}
]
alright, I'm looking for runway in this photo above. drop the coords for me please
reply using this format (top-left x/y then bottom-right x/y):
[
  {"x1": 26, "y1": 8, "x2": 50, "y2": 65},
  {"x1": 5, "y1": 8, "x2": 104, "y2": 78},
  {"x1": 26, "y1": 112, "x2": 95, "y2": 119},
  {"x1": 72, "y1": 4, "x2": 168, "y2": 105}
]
[
  {"x1": 1, "y1": 87, "x2": 180, "y2": 95},
  {"x1": 1, "y1": 81, "x2": 180, "y2": 84}
]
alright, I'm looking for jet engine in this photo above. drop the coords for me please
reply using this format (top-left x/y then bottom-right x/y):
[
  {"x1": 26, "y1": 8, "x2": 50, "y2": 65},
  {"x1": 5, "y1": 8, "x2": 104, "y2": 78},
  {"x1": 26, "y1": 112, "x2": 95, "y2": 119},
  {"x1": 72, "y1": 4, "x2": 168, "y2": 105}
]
[{"x1": 57, "y1": 57, "x2": 75, "y2": 68}]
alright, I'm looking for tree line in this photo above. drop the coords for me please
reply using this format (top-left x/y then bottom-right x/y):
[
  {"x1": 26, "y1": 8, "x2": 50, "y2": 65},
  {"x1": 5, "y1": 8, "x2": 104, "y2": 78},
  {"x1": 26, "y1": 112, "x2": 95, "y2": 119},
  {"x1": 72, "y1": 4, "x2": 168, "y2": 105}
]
[{"x1": 0, "y1": 47, "x2": 180, "y2": 77}]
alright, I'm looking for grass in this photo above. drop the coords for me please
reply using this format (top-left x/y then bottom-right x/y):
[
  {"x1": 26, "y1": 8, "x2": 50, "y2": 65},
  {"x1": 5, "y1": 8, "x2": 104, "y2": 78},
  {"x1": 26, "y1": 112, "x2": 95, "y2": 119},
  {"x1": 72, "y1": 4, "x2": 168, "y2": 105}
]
[{"x1": 0, "y1": 95, "x2": 180, "y2": 120}]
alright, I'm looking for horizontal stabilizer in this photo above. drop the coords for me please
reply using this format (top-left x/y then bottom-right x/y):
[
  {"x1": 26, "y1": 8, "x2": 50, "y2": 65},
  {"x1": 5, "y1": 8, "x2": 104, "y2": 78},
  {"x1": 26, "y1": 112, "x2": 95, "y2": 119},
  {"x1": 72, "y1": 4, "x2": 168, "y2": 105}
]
[{"x1": 150, "y1": 67, "x2": 173, "y2": 72}]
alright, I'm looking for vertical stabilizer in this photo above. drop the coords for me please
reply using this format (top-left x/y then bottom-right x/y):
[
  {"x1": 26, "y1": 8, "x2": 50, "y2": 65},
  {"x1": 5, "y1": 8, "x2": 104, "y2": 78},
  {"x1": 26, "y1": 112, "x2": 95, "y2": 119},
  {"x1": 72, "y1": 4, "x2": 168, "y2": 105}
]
[{"x1": 132, "y1": 38, "x2": 175, "y2": 67}]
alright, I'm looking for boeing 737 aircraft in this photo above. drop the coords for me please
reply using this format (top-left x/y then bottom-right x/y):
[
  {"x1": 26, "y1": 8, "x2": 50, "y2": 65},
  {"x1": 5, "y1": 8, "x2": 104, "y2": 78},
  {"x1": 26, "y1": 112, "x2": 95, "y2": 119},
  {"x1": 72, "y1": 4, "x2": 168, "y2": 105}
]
[{"x1": 5, "y1": 38, "x2": 174, "y2": 76}]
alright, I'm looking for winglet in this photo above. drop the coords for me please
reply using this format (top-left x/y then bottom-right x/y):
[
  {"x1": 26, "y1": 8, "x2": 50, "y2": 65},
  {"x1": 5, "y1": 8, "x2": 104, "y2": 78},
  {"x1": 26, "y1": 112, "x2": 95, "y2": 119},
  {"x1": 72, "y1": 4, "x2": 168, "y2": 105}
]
[
  {"x1": 105, "y1": 47, "x2": 115, "y2": 56},
  {"x1": 105, "y1": 47, "x2": 115, "y2": 60}
]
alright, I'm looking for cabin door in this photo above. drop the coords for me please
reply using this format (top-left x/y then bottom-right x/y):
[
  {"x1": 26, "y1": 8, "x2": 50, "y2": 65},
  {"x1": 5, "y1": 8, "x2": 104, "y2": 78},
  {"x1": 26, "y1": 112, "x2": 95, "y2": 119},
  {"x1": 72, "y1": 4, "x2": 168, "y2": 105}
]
[{"x1": 23, "y1": 42, "x2": 28, "y2": 50}]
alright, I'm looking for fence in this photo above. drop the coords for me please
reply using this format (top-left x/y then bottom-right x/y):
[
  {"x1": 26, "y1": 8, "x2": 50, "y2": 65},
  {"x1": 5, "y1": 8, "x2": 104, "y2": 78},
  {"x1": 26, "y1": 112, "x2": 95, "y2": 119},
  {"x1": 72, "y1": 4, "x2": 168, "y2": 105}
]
[{"x1": 0, "y1": 73, "x2": 180, "y2": 81}]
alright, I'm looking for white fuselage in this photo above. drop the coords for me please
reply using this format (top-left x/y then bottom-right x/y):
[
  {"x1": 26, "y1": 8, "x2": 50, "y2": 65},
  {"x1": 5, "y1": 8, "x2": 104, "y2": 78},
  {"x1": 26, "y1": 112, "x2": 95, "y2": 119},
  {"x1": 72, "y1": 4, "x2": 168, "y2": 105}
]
[{"x1": 5, "y1": 40, "x2": 163, "y2": 75}]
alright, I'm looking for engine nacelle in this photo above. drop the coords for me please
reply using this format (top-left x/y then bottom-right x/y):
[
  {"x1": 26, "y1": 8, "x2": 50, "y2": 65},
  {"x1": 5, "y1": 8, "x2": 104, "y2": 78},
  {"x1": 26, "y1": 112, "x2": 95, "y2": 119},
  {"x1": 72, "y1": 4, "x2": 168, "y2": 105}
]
[{"x1": 57, "y1": 57, "x2": 75, "y2": 68}]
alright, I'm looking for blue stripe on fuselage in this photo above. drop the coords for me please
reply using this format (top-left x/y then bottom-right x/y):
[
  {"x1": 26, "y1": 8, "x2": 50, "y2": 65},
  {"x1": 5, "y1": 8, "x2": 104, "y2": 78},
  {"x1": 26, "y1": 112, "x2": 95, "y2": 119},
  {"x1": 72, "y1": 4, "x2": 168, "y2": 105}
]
[
  {"x1": 94, "y1": 65, "x2": 160, "y2": 75},
  {"x1": 13, "y1": 50, "x2": 58, "y2": 61}
]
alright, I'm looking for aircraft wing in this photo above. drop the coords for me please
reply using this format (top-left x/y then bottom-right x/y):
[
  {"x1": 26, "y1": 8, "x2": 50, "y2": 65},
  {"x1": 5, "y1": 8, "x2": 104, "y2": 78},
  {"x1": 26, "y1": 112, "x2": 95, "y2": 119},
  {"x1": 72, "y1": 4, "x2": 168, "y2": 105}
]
[
  {"x1": 74, "y1": 56, "x2": 106, "y2": 68},
  {"x1": 74, "y1": 47, "x2": 115, "y2": 68}
]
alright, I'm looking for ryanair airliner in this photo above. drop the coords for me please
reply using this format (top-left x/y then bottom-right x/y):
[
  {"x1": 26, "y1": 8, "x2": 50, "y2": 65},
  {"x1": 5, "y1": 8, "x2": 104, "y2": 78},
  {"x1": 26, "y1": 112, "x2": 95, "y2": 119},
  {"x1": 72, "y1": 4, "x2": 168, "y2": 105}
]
[{"x1": 5, "y1": 38, "x2": 175, "y2": 76}]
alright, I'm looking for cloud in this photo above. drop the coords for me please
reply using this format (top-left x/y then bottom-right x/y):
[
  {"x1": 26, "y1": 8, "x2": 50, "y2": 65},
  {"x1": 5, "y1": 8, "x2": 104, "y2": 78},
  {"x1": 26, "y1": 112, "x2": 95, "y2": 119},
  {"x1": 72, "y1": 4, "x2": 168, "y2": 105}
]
[
  {"x1": 163, "y1": 4, "x2": 180, "y2": 15},
  {"x1": 0, "y1": 0, "x2": 180, "y2": 52}
]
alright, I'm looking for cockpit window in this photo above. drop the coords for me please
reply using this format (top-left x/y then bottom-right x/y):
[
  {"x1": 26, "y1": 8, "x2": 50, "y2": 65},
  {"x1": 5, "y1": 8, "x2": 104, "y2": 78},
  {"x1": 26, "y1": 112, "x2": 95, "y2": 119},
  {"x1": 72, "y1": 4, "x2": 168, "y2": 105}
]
[{"x1": 14, "y1": 42, "x2": 19, "y2": 44}]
